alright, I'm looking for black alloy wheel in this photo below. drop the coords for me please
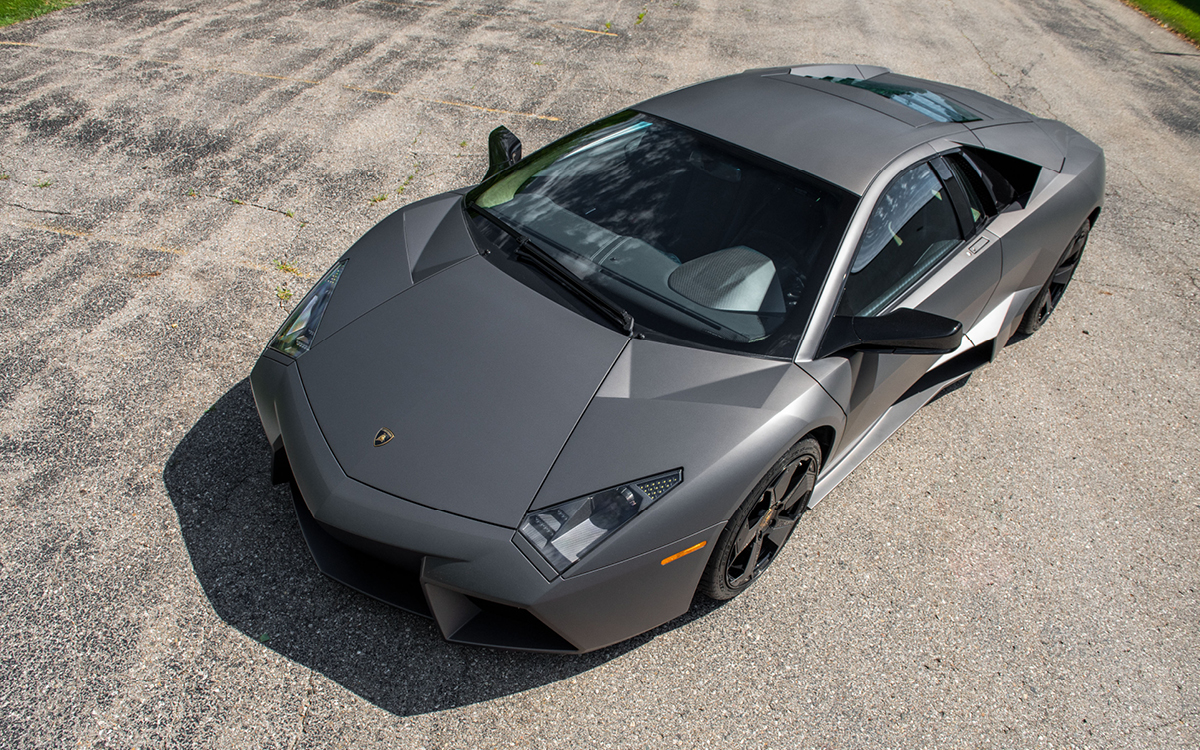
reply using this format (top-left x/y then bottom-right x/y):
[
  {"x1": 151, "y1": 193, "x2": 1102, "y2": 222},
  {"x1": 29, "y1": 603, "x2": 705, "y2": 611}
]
[
  {"x1": 1018, "y1": 219, "x2": 1090, "y2": 335},
  {"x1": 700, "y1": 438, "x2": 821, "y2": 600}
]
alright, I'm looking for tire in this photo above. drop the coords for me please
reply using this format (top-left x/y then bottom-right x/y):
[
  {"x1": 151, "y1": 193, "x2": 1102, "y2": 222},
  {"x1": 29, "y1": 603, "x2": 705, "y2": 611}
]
[
  {"x1": 1017, "y1": 219, "x2": 1090, "y2": 335},
  {"x1": 700, "y1": 438, "x2": 821, "y2": 600}
]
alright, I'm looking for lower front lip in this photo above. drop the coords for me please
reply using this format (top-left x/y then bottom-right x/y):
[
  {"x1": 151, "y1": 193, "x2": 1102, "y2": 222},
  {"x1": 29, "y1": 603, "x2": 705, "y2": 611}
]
[{"x1": 251, "y1": 353, "x2": 721, "y2": 653}]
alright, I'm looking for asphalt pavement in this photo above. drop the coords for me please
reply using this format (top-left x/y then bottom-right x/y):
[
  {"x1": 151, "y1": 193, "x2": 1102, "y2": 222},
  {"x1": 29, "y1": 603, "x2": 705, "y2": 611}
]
[{"x1": 1, "y1": 0, "x2": 1198, "y2": 747}]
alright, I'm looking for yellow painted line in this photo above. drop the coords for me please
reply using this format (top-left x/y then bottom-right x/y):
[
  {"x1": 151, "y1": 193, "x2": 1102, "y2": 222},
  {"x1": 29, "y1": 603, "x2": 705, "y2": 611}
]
[
  {"x1": 7, "y1": 220, "x2": 186, "y2": 255},
  {"x1": 551, "y1": 24, "x2": 619, "y2": 37},
  {"x1": 8, "y1": 221, "x2": 316, "y2": 278},
  {"x1": 661, "y1": 540, "x2": 707, "y2": 566},
  {"x1": 359, "y1": 0, "x2": 443, "y2": 7},
  {"x1": 3, "y1": 41, "x2": 561, "y2": 123},
  {"x1": 4, "y1": 40, "x2": 559, "y2": 121}
]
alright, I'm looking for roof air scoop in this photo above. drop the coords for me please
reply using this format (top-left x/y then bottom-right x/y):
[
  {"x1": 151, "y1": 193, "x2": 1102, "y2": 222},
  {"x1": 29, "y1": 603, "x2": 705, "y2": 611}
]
[{"x1": 789, "y1": 64, "x2": 891, "y2": 80}]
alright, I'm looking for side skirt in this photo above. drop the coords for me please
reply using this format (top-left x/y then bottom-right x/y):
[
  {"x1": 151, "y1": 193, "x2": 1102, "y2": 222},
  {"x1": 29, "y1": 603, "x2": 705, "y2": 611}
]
[{"x1": 807, "y1": 344, "x2": 991, "y2": 508}]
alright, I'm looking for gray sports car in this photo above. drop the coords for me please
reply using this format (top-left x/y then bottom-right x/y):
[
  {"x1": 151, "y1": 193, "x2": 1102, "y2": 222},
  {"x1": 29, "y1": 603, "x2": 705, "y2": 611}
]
[{"x1": 250, "y1": 64, "x2": 1104, "y2": 653}]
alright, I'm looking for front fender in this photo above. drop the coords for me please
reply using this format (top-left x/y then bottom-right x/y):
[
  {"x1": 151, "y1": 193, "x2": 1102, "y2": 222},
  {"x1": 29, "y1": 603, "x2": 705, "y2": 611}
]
[{"x1": 535, "y1": 339, "x2": 845, "y2": 577}]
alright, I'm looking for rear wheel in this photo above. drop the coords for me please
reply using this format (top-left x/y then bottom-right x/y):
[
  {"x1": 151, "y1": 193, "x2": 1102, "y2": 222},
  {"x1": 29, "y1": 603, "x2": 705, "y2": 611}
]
[
  {"x1": 700, "y1": 438, "x2": 821, "y2": 600},
  {"x1": 1017, "y1": 219, "x2": 1090, "y2": 335}
]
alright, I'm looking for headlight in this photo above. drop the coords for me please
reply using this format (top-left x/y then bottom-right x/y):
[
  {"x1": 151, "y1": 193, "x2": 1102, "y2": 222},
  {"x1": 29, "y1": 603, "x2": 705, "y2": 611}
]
[
  {"x1": 519, "y1": 469, "x2": 682, "y2": 574},
  {"x1": 269, "y1": 261, "x2": 346, "y2": 358}
]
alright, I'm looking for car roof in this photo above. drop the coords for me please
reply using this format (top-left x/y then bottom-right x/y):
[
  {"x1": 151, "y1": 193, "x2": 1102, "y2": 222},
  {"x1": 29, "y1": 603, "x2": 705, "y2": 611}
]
[{"x1": 632, "y1": 66, "x2": 1036, "y2": 195}]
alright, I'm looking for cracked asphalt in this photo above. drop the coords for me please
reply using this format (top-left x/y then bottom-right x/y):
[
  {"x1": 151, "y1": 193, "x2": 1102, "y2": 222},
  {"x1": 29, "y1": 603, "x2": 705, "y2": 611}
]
[{"x1": 1, "y1": 0, "x2": 1198, "y2": 747}]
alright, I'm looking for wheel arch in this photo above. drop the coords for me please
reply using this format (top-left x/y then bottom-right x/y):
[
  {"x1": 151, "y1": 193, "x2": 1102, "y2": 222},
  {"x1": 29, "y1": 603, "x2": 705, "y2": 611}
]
[{"x1": 804, "y1": 424, "x2": 837, "y2": 468}]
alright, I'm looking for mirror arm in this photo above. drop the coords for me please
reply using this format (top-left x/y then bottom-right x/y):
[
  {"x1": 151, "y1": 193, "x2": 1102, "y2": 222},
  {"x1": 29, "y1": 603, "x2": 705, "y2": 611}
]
[{"x1": 815, "y1": 316, "x2": 860, "y2": 359}]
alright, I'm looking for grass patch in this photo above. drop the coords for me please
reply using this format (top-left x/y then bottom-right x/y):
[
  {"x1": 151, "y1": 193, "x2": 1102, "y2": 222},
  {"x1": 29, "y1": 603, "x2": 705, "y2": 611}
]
[
  {"x1": 273, "y1": 258, "x2": 301, "y2": 275},
  {"x1": 0, "y1": 0, "x2": 78, "y2": 27},
  {"x1": 1125, "y1": 0, "x2": 1200, "y2": 44}
]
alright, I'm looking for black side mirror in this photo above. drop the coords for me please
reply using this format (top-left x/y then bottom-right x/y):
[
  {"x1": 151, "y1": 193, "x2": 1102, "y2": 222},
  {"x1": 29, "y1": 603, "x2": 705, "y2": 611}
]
[
  {"x1": 818, "y1": 308, "x2": 963, "y2": 358},
  {"x1": 484, "y1": 125, "x2": 522, "y2": 181}
]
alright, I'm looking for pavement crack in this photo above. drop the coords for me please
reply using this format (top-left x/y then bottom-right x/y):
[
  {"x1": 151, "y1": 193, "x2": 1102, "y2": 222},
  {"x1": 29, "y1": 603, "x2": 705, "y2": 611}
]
[
  {"x1": 287, "y1": 671, "x2": 316, "y2": 750},
  {"x1": 5, "y1": 202, "x2": 72, "y2": 216},
  {"x1": 1111, "y1": 163, "x2": 1200, "y2": 232},
  {"x1": 1145, "y1": 707, "x2": 1200, "y2": 731},
  {"x1": 949, "y1": 1, "x2": 1052, "y2": 115},
  {"x1": 195, "y1": 193, "x2": 303, "y2": 222},
  {"x1": 1077, "y1": 278, "x2": 1197, "y2": 303},
  {"x1": 958, "y1": 29, "x2": 1021, "y2": 104}
]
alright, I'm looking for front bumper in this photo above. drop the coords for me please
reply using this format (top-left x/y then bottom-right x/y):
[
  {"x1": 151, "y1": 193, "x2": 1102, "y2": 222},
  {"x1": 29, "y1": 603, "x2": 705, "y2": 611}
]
[{"x1": 250, "y1": 353, "x2": 721, "y2": 653}]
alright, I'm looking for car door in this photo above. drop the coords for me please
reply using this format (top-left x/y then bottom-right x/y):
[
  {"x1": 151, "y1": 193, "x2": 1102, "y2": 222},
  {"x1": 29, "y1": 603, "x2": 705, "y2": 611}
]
[{"x1": 829, "y1": 155, "x2": 1002, "y2": 451}]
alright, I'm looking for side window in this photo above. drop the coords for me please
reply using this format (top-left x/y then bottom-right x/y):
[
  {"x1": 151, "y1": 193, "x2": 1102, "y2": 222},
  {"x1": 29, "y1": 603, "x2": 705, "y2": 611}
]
[
  {"x1": 837, "y1": 163, "x2": 964, "y2": 317},
  {"x1": 945, "y1": 153, "x2": 994, "y2": 226}
]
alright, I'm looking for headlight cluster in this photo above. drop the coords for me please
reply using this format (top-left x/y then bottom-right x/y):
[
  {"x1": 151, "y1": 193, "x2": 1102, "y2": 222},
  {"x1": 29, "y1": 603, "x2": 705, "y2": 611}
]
[
  {"x1": 269, "y1": 261, "x2": 346, "y2": 358},
  {"x1": 519, "y1": 470, "x2": 682, "y2": 574}
]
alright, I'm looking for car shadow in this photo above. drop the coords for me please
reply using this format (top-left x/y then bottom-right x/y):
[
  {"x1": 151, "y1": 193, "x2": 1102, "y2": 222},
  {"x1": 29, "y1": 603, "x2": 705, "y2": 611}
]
[{"x1": 163, "y1": 378, "x2": 725, "y2": 716}]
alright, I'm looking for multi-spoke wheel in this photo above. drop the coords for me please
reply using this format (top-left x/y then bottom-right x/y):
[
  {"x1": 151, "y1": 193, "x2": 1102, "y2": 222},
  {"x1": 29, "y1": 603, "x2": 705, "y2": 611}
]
[
  {"x1": 700, "y1": 438, "x2": 821, "y2": 600},
  {"x1": 1018, "y1": 219, "x2": 1090, "y2": 335}
]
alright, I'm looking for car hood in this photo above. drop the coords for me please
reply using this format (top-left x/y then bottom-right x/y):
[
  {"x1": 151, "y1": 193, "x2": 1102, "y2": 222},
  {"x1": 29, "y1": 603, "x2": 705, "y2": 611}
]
[{"x1": 298, "y1": 255, "x2": 630, "y2": 528}]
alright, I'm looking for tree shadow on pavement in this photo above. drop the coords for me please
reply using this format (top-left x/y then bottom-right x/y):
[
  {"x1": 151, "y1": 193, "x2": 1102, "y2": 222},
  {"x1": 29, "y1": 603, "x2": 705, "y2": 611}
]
[{"x1": 163, "y1": 378, "x2": 724, "y2": 716}]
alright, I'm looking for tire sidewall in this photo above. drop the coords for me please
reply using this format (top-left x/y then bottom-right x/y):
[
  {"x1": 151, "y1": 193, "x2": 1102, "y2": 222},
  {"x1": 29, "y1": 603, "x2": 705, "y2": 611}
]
[
  {"x1": 699, "y1": 437, "x2": 822, "y2": 600},
  {"x1": 1018, "y1": 219, "x2": 1090, "y2": 335}
]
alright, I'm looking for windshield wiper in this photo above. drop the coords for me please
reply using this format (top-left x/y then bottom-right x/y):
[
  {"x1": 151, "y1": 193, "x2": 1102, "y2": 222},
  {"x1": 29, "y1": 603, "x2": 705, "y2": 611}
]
[
  {"x1": 474, "y1": 208, "x2": 635, "y2": 335},
  {"x1": 515, "y1": 238, "x2": 635, "y2": 335}
]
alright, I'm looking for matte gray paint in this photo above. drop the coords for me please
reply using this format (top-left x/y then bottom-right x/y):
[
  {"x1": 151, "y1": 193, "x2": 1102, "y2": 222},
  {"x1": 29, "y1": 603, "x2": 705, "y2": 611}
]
[
  {"x1": 971, "y1": 123, "x2": 1066, "y2": 171},
  {"x1": 511, "y1": 523, "x2": 724, "y2": 650},
  {"x1": 809, "y1": 358, "x2": 970, "y2": 508},
  {"x1": 796, "y1": 357, "x2": 853, "y2": 415},
  {"x1": 634, "y1": 73, "x2": 949, "y2": 195},
  {"x1": 406, "y1": 196, "x2": 480, "y2": 282},
  {"x1": 297, "y1": 255, "x2": 629, "y2": 528},
  {"x1": 974, "y1": 137, "x2": 1104, "y2": 321},
  {"x1": 310, "y1": 193, "x2": 475, "y2": 348},
  {"x1": 309, "y1": 205, "x2": 413, "y2": 347},
  {"x1": 401, "y1": 194, "x2": 455, "y2": 273},
  {"x1": 249, "y1": 357, "x2": 724, "y2": 652},
  {"x1": 788, "y1": 63, "x2": 891, "y2": 81},
  {"x1": 533, "y1": 339, "x2": 845, "y2": 576},
  {"x1": 250, "y1": 66, "x2": 1106, "y2": 652}
]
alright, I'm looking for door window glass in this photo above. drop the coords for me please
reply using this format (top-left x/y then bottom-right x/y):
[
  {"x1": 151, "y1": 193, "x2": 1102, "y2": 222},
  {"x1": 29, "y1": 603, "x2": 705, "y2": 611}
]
[
  {"x1": 837, "y1": 163, "x2": 963, "y2": 317},
  {"x1": 946, "y1": 154, "x2": 991, "y2": 225}
]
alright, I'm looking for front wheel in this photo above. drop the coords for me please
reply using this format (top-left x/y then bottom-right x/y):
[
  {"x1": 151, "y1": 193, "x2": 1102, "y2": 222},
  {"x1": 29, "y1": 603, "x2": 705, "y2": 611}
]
[
  {"x1": 1017, "y1": 219, "x2": 1090, "y2": 335},
  {"x1": 699, "y1": 438, "x2": 821, "y2": 600}
]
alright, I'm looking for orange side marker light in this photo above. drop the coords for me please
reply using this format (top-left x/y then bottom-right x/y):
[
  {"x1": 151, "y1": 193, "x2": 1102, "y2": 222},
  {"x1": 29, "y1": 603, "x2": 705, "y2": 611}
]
[{"x1": 660, "y1": 541, "x2": 707, "y2": 566}]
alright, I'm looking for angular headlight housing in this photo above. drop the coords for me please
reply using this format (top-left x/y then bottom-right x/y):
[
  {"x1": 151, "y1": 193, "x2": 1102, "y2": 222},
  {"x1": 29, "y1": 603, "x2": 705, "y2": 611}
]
[
  {"x1": 269, "y1": 260, "x2": 346, "y2": 358},
  {"x1": 519, "y1": 470, "x2": 683, "y2": 574}
]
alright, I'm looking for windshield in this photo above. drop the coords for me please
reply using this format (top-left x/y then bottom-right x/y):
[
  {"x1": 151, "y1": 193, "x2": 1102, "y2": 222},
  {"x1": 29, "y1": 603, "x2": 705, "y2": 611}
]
[{"x1": 466, "y1": 112, "x2": 855, "y2": 358}]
